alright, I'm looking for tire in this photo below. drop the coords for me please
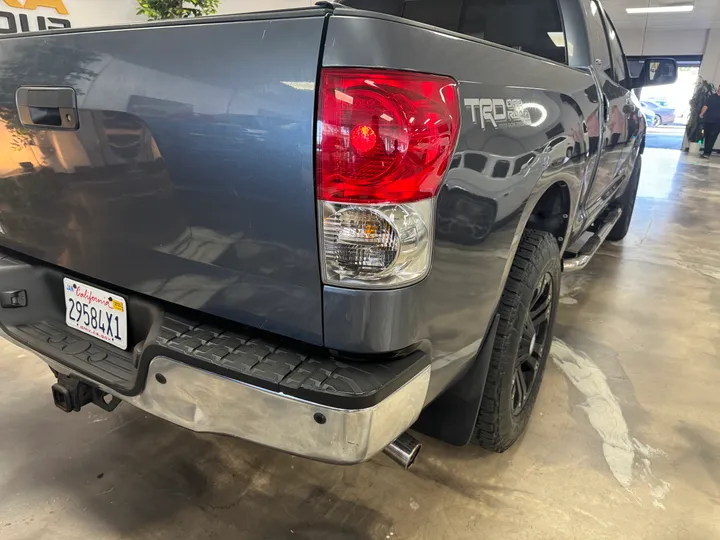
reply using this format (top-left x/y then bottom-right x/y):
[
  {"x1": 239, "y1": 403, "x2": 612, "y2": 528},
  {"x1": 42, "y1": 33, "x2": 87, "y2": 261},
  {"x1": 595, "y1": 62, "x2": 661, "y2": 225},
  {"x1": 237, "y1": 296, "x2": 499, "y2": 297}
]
[
  {"x1": 653, "y1": 115, "x2": 662, "y2": 127},
  {"x1": 607, "y1": 155, "x2": 642, "y2": 242},
  {"x1": 471, "y1": 230, "x2": 561, "y2": 452}
]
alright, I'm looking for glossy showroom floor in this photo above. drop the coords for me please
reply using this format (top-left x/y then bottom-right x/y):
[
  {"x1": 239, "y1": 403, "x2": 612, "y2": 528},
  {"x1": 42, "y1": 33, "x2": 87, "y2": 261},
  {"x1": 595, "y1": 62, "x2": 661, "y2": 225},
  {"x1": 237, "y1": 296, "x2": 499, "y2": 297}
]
[{"x1": 1, "y1": 148, "x2": 719, "y2": 540}]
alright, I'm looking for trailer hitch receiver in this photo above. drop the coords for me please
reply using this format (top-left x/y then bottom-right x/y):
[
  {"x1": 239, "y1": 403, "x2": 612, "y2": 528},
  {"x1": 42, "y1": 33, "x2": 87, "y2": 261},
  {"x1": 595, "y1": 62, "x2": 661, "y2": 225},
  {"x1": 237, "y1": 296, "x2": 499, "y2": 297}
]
[{"x1": 52, "y1": 374, "x2": 121, "y2": 413}]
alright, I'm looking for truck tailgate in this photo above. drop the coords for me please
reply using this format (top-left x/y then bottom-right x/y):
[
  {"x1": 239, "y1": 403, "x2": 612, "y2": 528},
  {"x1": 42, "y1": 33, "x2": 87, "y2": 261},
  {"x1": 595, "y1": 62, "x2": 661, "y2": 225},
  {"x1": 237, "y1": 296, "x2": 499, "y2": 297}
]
[{"x1": 0, "y1": 9, "x2": 326, "y2": 345}]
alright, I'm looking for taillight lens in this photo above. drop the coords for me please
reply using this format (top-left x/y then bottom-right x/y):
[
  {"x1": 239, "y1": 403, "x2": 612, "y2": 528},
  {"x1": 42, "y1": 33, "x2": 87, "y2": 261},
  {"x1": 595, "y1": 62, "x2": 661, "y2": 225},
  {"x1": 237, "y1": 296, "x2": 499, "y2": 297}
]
[
  {"x1": 317, "y1": 69, "x2": 460, "y2": 204},
  {"x1": 317, "y1": 69, "x2": 460, "y2": 288}
]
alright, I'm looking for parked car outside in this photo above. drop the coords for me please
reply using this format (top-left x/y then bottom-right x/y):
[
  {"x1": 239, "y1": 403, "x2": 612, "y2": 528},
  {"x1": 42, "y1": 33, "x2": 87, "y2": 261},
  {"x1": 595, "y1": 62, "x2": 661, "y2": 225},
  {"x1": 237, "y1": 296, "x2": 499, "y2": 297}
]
[
  {"x1": 640, "y1": 103, "x2": 655, "y2": 127},
  {"x1": 641, "y1": 100, "x2": 676, "y2": 126},
  {"x1": 647, "y1": 98, "x2": 671, "y2": 108}
]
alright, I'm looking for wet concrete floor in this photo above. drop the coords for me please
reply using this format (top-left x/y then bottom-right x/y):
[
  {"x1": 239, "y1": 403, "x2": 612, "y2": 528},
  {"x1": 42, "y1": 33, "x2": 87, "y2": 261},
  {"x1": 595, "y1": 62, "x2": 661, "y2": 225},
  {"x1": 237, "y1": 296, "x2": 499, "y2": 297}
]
[{"x1": 1, "y1": 148, "x2": 719, "y2": 539}]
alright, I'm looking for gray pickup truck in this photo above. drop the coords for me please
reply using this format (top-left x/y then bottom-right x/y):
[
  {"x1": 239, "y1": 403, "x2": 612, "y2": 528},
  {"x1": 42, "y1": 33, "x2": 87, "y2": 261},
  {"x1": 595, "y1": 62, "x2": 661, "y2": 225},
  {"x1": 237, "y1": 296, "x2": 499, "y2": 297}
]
[{"x1": 0, "y1": 0, "x2": 675, "y2": 467}]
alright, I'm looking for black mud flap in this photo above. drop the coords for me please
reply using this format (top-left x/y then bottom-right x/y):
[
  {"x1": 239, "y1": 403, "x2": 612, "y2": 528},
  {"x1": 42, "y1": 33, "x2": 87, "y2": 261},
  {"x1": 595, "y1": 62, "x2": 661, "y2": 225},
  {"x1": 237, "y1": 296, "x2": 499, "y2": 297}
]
[{"x1": 413, "y1": 314, "x2": 500, "y2": 446}]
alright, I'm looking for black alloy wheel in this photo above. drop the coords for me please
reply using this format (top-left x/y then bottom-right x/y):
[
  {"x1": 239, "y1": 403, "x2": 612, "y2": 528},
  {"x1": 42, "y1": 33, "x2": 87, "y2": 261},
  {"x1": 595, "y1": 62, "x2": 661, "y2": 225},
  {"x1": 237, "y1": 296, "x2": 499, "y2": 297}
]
[{"x1": 511, "y1": 272, "x2": 553, "y2": 416}]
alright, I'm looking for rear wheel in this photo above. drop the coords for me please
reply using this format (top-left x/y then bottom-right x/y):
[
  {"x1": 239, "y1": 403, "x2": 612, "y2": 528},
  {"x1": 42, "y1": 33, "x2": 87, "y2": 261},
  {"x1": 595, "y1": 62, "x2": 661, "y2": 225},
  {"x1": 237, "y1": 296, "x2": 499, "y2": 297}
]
[
  {"x1": 472, "y1": 230, "x2": 560, "y2": 452},
  {"x1": 607, "y1": 155, "x2": 642, "y2": 242},
  {"x1": 652, "y1": 115, "x2": 662, "y2": 127}
]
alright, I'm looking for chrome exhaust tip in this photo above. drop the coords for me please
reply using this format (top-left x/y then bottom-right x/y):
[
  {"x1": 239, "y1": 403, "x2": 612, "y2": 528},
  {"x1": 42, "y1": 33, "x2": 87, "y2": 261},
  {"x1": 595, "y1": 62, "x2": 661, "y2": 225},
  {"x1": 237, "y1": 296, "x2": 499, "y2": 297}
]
[{"x1": 383, "y1": 432, "x2": 421, "y2": 469}]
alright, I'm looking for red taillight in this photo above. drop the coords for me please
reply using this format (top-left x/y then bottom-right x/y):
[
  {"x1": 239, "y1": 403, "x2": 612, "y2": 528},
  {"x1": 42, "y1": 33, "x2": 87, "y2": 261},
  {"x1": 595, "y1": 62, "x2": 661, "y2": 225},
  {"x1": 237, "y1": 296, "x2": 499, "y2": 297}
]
[
  {"x1": 350, "y1": 124, "x2": 378, "y2": 154},
  {"x1": 317, "y1": 69, "x2": 460, "y2": 204}
]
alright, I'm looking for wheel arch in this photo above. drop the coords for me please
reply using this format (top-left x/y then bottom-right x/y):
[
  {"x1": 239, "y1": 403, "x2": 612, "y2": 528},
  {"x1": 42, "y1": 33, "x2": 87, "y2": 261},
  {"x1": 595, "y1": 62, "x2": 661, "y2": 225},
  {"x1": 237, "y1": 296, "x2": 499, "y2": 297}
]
[
  {"x1": 512, "y1": 177, "x2": 580, "y2": 262},
  {"x1": 473, "y1": 175, "x2": 579, "y2": 377},
  {"x1": 526, "y1": 181, "x2": 573, "y2": 248},
  {"x1": 414, "y1": 176, "x2": 580, "y2": 446}
]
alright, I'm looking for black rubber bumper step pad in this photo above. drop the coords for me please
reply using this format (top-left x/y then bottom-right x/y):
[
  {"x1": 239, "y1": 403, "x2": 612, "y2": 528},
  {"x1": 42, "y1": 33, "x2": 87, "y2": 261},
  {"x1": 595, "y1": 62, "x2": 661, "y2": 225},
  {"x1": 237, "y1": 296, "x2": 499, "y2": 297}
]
[
  {"x1": 10, "y1": 321, "x2": 135, "y2": 388},
  {"x1": 6, "y1": 316, "x2": 427, "y2": 408},
  {"x1": 155, "y1": 316, "x2": 426, "y2": 408}
]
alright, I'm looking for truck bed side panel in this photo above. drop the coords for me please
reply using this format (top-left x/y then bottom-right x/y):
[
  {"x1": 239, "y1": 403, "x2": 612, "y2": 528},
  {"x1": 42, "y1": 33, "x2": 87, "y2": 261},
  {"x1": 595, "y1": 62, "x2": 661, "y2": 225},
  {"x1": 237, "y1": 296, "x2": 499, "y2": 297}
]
[
  {"x1": 0, "y1": 11, "x2": 327, "y2": 345},
  {"x1": 322, "y1": 12, "x2": 595, "y2": 399}
]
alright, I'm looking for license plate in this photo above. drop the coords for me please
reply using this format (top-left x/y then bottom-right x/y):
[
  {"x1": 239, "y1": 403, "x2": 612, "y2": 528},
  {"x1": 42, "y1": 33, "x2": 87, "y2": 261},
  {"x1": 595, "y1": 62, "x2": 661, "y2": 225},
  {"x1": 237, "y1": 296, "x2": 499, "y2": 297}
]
[{"x1": 63, "y1": 278, "x2": 128, "y2": 350}]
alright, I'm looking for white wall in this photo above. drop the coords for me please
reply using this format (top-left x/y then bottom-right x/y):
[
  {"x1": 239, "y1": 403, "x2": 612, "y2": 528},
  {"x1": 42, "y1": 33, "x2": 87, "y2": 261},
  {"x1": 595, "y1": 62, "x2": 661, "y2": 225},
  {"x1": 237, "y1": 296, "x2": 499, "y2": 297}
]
[
  {"x1": 218, "y1": 0, "x2": 312, "y2": 14},
  {"x1": 699, "y1": 30, "x2": 720, "y2": 86},
  {"x1": 619, "y1": 29, "x2": 709, "y2": 57},
  {"x1": 0, "y1": 0, "x2": 312, "y2": 33},
  {"x1": 0, "y1": 0, "x2": 140, "y2": 32}
]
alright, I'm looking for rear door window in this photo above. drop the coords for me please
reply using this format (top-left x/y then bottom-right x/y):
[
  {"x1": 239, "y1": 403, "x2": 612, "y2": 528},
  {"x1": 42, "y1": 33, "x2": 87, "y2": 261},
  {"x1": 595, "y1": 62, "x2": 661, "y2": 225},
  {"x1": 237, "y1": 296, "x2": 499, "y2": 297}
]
[
  {"x1": 401, "y1": 0, "x2": 462, "y2": 31},
  {"x1": 601, "y1": 11, "x2": 629, "y2": 87},
  {"x1": 345, "y1": 0, "x2": 569, "y2": 65},
  {"x1": 585, "y1": 0, "x2": 613, "y2": 76},
  {"x1": 458, "y1": 0, "x2": 568, "y2": 64},
  {"x1": 339, "y1": 0, "x2": 405, "y2": 16}
]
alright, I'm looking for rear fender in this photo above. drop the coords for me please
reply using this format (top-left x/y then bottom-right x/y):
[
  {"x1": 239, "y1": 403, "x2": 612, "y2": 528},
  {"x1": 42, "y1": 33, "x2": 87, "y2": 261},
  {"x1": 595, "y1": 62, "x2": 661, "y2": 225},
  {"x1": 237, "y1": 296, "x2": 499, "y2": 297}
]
[
  {"x1": 413, "y1": 171, "x2": 578, "y2": 446},
  {"x1": 321, "y1": 12, "x2": 591, "y2": 405}
]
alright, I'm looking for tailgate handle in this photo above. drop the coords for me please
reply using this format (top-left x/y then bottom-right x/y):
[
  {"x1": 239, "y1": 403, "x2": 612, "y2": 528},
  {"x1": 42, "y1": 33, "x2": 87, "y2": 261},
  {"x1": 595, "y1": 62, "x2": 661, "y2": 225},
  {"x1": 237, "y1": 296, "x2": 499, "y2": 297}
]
[
  {"x1": 16, "y1": 87, "x2": 78, "y2": 130},
  {"x1": 29, "y1": 106, "x2": 63, "y2": 127}
]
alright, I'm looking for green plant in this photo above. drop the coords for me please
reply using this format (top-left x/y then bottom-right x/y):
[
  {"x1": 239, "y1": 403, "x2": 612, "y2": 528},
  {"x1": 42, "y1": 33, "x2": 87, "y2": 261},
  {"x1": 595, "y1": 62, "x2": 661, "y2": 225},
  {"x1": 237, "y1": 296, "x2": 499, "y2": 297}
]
[
  {"x1": 137, "y1": 0, "x2": 219, "y2": 20},
  {"x1": 686, "y1": 78, "x2": 717, "y2": 144}
]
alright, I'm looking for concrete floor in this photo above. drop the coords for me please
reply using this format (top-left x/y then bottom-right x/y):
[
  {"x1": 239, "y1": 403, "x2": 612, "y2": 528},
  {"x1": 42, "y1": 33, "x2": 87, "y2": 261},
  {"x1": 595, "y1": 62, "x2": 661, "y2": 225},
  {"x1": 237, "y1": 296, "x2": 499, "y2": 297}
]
[{"x1": 2, "y1": 148, "x2": 720, "y2": 539}]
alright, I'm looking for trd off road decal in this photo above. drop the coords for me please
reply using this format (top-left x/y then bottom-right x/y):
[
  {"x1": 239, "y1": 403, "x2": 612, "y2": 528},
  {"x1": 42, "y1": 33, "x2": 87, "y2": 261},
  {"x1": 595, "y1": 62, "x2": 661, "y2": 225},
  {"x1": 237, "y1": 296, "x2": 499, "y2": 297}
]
[{"x1": 464, "y1": 98, "x2": 533, "y2": 130}]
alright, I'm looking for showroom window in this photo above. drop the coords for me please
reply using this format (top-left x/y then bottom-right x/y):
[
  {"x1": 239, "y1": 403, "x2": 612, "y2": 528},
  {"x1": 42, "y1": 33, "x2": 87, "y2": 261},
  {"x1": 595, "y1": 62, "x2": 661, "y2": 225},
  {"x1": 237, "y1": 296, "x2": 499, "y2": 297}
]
[{"x1": 458, "y1": 0, "x2": 568, "y2": 64}]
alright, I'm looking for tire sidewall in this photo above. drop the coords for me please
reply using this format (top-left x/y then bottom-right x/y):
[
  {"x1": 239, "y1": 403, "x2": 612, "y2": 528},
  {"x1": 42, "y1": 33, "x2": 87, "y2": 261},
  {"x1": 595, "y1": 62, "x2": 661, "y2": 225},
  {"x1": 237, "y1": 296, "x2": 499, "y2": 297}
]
[{"x1": 498, "y1": 240, "x2": 561, "y2": 442}]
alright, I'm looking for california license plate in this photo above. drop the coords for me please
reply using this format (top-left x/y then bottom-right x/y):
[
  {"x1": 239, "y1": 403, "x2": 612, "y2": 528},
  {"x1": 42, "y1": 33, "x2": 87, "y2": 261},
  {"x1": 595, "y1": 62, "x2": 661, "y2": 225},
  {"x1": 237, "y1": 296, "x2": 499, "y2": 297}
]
[{"x1": 63, "y1": 278, "x2": 128, "y2": 350}]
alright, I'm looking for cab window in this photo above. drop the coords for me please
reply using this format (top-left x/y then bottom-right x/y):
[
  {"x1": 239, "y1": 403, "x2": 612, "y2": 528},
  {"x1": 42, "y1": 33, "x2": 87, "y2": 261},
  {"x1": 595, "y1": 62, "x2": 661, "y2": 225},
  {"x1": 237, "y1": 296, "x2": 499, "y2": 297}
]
[
  {"x1": 601, "y1": 10, "x2": 629, "y2": 87},
  {"x1": 458, "y1": 0, "x2": 568, "y2": 64}
]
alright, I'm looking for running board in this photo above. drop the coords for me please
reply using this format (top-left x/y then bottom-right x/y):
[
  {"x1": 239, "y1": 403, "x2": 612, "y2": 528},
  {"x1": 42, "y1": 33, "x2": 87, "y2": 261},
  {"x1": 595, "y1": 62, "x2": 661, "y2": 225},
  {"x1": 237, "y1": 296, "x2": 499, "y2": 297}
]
[{"x1": 563, "y1": 208, "x2": 622, "y2": 273}]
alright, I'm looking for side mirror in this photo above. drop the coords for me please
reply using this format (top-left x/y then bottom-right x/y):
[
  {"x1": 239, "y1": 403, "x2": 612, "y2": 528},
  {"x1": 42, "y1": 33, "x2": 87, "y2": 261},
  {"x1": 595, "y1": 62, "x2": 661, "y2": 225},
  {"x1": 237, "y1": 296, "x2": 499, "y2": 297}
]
[{"x1": 632, "y1": 58, "x2": 678, "y2": 89}]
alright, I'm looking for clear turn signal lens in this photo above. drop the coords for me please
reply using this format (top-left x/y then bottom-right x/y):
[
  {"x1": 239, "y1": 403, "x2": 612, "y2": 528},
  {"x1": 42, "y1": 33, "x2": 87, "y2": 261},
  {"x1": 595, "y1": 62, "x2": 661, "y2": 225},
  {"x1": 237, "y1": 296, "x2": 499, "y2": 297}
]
[{"x1": 320, "y1": 199, "x2": 433, "y2": 288}]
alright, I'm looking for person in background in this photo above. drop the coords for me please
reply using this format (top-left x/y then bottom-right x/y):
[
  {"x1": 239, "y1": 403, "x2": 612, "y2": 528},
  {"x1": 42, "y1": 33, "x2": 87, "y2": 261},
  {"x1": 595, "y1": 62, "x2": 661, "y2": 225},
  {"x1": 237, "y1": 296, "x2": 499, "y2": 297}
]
[{"x1": 699, "y1": 87, "x2": 720, "y2": 159}]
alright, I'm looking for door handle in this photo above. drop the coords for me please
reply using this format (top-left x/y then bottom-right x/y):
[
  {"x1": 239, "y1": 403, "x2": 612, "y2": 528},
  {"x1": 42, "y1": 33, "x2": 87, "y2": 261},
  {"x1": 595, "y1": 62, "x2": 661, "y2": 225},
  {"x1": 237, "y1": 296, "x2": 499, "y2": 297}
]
[{"x1": 16, "y1": 87, "x2": 78, "y2": 130}]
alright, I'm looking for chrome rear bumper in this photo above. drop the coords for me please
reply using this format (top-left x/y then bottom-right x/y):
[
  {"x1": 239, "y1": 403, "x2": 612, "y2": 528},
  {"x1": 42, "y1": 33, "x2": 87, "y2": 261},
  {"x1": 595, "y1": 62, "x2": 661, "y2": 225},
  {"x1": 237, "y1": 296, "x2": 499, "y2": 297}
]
[
  {"x1": 35, "y1": 351, "x2": 431, "y2": 465},
  {"x1": 0, "y1": 253, "x2": 431, "y2": 465}
]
